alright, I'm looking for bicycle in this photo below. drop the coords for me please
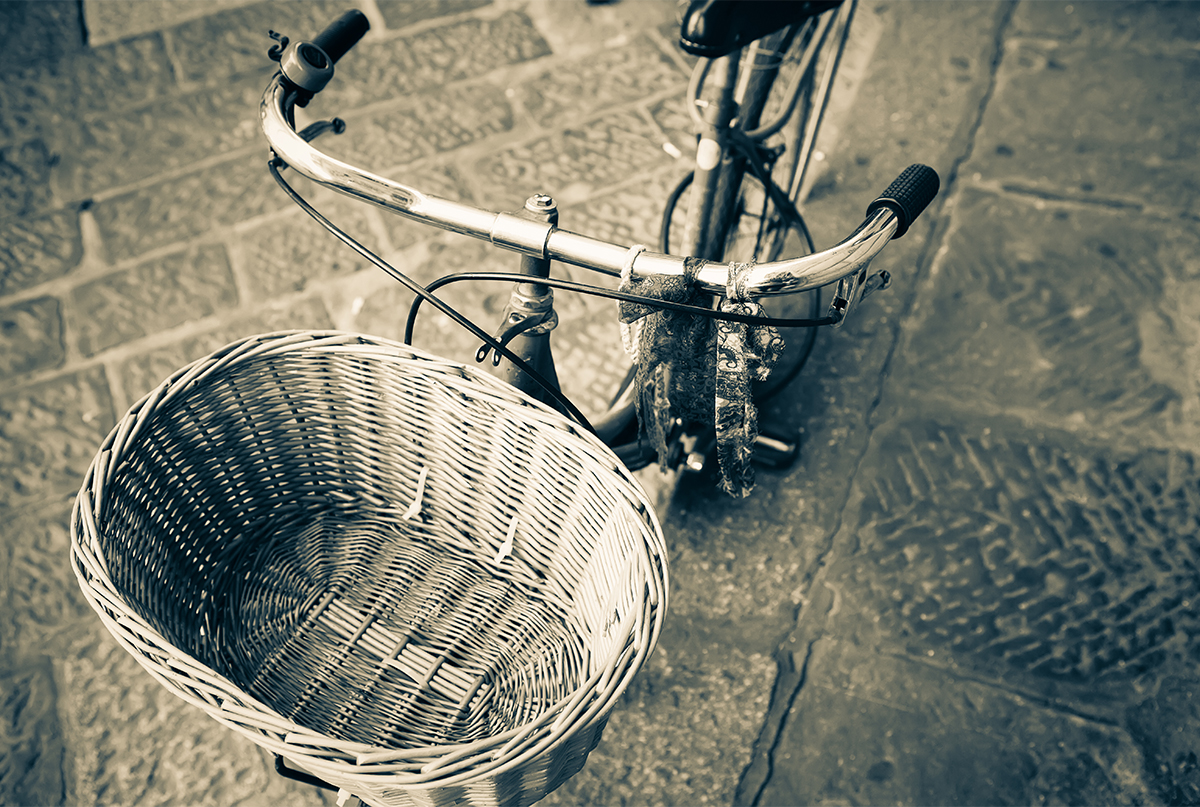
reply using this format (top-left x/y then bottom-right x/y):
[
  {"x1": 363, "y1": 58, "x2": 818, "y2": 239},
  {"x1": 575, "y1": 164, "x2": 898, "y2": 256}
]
[
  {"x1": 72, "y1": 3, "x2": 938, "y2": 806},
  {"x1": 262, "y1": 0, "x2": 938, "y2": 499}
]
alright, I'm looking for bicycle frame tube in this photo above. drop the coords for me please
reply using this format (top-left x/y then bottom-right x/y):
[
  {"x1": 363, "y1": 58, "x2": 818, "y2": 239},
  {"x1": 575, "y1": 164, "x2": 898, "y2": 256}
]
[
  {"x1": 680, "y1": 53, "x2": 738, "y2": 260},
  {"x1": 698, "y1": 28, "x2": 799, "y2": 264},
  {"x1": 788, "y1": 0, "x2": 857, "y2": 211}
]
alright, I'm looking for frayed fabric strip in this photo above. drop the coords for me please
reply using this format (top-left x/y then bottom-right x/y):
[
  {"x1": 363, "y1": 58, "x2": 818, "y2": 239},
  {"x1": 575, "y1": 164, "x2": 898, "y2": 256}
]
[
  {"x1": 618, "y1": 255, "x2": 709, "y2": 468},
  {"x1": 715, "y1": 261, "x2": 784, "y2": 497}
]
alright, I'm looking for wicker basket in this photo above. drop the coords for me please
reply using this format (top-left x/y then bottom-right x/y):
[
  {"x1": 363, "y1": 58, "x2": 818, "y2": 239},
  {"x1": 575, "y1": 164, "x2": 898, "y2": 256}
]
[{"x1": 70, "y1": 331, "x2": 667, "y2": 807}]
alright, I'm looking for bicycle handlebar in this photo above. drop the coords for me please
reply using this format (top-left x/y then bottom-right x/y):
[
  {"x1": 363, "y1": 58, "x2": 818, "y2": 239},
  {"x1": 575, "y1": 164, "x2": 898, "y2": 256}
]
[{"x1": 260, "y1": 14, "x2": 939, "y2": 311}]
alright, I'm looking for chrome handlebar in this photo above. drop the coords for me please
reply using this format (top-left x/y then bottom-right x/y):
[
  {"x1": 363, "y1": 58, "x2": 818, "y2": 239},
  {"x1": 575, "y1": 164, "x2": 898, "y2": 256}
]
[{"x1": 261, "y1": 74, "x2": 925, "y2": 320}]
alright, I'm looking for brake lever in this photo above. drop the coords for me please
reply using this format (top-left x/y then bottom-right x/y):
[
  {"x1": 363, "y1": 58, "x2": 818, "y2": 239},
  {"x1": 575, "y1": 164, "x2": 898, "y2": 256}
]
[
  {"x1": 297, "y1": 118, "x2": 345, "y2": 143},
  {"x1": 828, "y1": 268, "x2": 890, "y2": 327}
]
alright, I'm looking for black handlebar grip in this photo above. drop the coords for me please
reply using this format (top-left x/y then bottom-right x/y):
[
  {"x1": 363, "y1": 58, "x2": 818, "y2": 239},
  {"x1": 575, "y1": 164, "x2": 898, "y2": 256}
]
[
  {"x1": 312, "y1": 9, "x2": 370, "y2": 64},
  {"x1": 865, "y1": 164, "x2": 940, "y2": 238}
]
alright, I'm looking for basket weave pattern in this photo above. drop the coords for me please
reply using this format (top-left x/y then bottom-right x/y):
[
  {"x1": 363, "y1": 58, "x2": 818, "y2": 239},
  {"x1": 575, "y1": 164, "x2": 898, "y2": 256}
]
[{"x1": 71, "y1": 331, "x2": 667, "y2": 807}]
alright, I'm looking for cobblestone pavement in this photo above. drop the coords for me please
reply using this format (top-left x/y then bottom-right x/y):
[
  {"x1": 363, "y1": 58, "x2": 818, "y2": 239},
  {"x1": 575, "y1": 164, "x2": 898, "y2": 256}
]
[{"x1": 2, "y1": 1, "x2": 1198, "y2": 805}]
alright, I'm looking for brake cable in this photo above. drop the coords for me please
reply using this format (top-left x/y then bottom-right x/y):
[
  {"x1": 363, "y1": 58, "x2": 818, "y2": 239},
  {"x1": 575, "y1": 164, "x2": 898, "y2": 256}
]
[
  {"x1": 268, "y1": 159, "x2": 596, "y2": 433},
  {"x1": 404, "y1": 272, "x2": 836, "y2": 346}
]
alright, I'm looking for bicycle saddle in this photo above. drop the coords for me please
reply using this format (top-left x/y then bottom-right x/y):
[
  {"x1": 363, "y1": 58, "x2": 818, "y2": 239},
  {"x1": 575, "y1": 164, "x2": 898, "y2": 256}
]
[{"x1": 679, "y1": 0, "x2": 843, "y2": 58}]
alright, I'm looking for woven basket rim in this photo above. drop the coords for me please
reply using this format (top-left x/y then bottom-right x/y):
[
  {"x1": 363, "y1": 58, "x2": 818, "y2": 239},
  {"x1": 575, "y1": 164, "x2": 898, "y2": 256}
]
[{"x1": 71, "y1": 329, "x2": 669, "y2": 800}]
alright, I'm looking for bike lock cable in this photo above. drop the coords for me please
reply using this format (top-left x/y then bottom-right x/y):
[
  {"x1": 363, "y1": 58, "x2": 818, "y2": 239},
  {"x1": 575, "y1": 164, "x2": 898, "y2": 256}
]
[{"x1": 267, "y1": 159, "x2": 596, "y2": 434}]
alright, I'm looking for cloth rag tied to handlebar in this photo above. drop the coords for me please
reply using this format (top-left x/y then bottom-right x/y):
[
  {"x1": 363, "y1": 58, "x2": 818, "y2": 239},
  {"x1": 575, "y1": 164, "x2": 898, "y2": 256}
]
[{"x1": 618, "y1": 256, "x2": 783, "y2": 496}]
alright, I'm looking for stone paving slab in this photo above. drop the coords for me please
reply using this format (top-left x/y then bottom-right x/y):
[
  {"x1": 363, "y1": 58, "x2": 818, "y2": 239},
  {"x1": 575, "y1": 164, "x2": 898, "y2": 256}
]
[
  {"x1": 758, "y1": 636, "x2": 1155, "y2": 807},
  {"x1": 758, "y1": 2, "x2": 1200, "y2": 805},
  {"x1": 82, "y1": 0, "x2": 257, "y2": 48},
  {"x1": 976, "y1": 1, "x2": 1200, "y2": 215},
  {"x1": 898, "y1": 186, "x2": 1200, "y2": 445},
  {"x1": 0, "y1": 207, "x2": 83, "y2": 297},
  {"x1": 833, "y1": 412, "x2": 1200, "y2": 684}
]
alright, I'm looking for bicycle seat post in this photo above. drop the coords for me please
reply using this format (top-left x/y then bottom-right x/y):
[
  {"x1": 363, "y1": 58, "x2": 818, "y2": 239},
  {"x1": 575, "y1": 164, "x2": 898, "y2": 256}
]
[{"x1": 682, "y1": 55, "x2": 740, "y2": 260}]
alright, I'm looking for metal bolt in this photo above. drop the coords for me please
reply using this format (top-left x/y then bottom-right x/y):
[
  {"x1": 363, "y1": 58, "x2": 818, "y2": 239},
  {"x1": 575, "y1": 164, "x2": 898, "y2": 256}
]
[{"x1": 526, "y1": 193, "x2": 556, "y2": 213}]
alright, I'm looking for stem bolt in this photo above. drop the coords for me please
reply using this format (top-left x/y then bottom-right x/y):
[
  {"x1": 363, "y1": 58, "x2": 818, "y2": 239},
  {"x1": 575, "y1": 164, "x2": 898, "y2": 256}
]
[{"x1": 526, "y1": 194, "x2": 556, "y2": 213}]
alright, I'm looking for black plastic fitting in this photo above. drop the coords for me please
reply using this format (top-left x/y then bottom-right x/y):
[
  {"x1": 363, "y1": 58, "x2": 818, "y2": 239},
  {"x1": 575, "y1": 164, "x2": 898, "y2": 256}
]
[
  {"x1": 865, "y1": 163, "x2": 940, "y2": 238},
  {"x1": 312, "y1": 9, "x2": 370, "y2": 65}
]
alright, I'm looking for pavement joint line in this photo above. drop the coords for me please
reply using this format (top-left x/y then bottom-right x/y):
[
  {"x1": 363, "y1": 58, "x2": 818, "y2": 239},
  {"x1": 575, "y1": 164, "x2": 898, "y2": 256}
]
[
  {"x1": 887, "y1": 652, "x2": 1123, "y2": 729},
  {"x1": 995, "y1": 181, "x2": 1148, "y2": 212},
  {"x1": 732, "y1": 3, "x2": 1022, "y2": 801},
  {"x1": 920, "y1": 0, "x2": 1018, "y2": 238},
  {"x1": 156, "y1": 28, "x2": 187, "y2": 92},
  {"x1": 726, "y1": 4, "x2": 942, "y2": 791},
  {"x1": 736, "y1": 637, "x2": 820, "y2": 807},
  {"x1": 890, "y1": 2, "x2": 1019, "y2": 347},
  {"x1": 82, "y1": 143, "x2": 265, "y2": 206},
  {"x1": 959, "y1": 177, "x2": 1187, "y2": 221},
  {"x1": 898, "y1": 387, "x2": 1186, "y2": 456}
]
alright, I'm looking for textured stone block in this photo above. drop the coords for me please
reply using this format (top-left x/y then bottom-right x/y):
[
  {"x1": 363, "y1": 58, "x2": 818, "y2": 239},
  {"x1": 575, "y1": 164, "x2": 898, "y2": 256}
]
[
  {"x1": 376, "y1": 0, "x2": 491, "y2": 31},
  {"x1": 760, "y1": 639, "x2": 1153, "y2": 806},
  {"x1": 0, "y1": 660, "x2": 66, "y2": 807},
  {"x1": 83, "y1": 0, "x2": 255, "y2": 47},
  {"x1": 91, "y1": 153, "x2": 294, "y2": 261},
  {"x1": 0, "y1": 35, "x2": 175, "y2": 147},
  {"x1": 560, "y1": 165, "x2": 684, "y2": 247},
  {"x1": 71, "y1": 244, "x2": 238, "y2": 356},
  {"x1": 237, "y1": 201, "x2": 379, "y2": 301},
  {"x1": 543, "y1": 633, "x2": 773, "y2": 807},
  {"x1": 516, "y1": 34, "x2": 685, "y2": 127},
  {"x1": 0, "y1": 0, "x2": 83, "y2": 70},
  {"x1": 0, "y1": 296, "x2": 64, "y2": 380},
  {"x1": 166, "y1": 0, "x2": 356, "y2": 85},
  {"x1": 469, "y1": 110, "x2": 674, "y2": 208},
  {"x1": 0, "y1": 208, "x2": 83, "y2": 296},
  {"x1": 899, "y1": 188, "x2": 1200, "y2": 441},
  {"x1": 113, "y1": 296, "x2": 331, "y2": 407},
  {"x1": 319, "y1": 83, "x2": 514, "y2": 174},
  {"x1": 0, "y1": 366, "x2": 113, "y2": 512},
  {"x1": 58, "y1": 634, "x2": 332, "y2": 806},
  {"x1": 59, "y1": 74, "x2": 266, "y2": 198},
  {"x1": 332, "y1": 11, "x2": 552, "y2": 110},
  {"x1": 3, "y1": 497, "x2": 91, "y2": 655},
  {"x1": 970, "y1": 32, "x2": 1200, "y2": 212},
  {"x1": 0, "y1": 140, "x2": 55, "y2": 221},
  {"x1": 839, "y1": 415, "x2": 1200, "y2": 681}
]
